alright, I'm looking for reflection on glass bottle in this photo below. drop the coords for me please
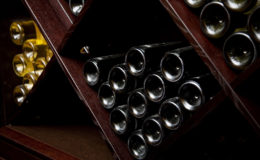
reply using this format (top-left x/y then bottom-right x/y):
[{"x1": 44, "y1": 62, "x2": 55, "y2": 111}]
[
  {"x1": 248, "y1": 6, "x2": 260, "y2": 43},
  {"x1": 34, "y1": 57, "x2": 47, "y2": 77},
  {"x1": 45, "y1": 48, "x2": 53, "y2": 62},
  {"x1": 10, "y1": 20, "x2": 36, "y2": 45},
  {"x1": 23, "y1": 72, "x2": 38, "y2": 91},
  {"x1": 184, "y1": 0, "x2": 208, "y2": 8},
  {"x1": 12, "y1": 53, "x2": 34, "y2": 77},
  {"x1": 13, "y1": 84, "x2": 28, "y2": 106},
  {"x1": 69, "y1": 0, "x2": 85, "y2": 16},
  {"x1": 22, "y1": 39, "x2": 48, "y2": 62},
  {"x1": 222, "y1": 0, "x2": 260, "y2": 13}
]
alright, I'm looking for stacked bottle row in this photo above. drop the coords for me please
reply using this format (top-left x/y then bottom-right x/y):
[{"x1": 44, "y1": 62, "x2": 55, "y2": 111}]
[
  {"x1": 10, "y1": 20, "x2": 53, "y2": 106},
  {"x1": 184, "y1": 0, "x2": 260, "y2": 71},
  {"x1": 83, "y1": 42, "x2": 220, "y2": 159}
]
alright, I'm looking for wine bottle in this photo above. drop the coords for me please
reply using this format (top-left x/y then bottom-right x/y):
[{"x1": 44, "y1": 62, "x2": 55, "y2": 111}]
[
  {"x1": 12, "y1": 53, "x2": 34, "y2": 77},
  {"x1": 127, "y1": 88, "x2": 159, "y2": 119},
  {"x1": 69, "y1": 0, "x2": 85, "y2": 16},
  {"x1": 34, "y1": 57, "x2": 47, "y2": 77},
  {"x1": 142, "y1": 114, "x2": 164, "y2": 146},
  {"x1": 98, "y1": 81, "x2": 130, "y2": 110},
  {"x1": 200, "y1": 1, "x2": 231, "y2": 39},
  {"x1": 178, "y1": 74, "x2": 219, "y2": 111},
  {"x1": 22, "y1": 39, "x2": 48, "y2": 62},
  {"x1": 127, "y1": 129, "x2": 148, "y2": 160},
  {"x1": 143, "y1": 72, "x2": 180, "y2": 103},
  {"x1": 13, "y1": 84, "x2": 28, "y2": 106},
  {"x1": 108, "y1": 63, "x2": 137, "y2": 93},
  {"x1": 248, "y1": 6, "x2": 260, "y2": 43},
  {"x1": 125, "y1": 42, "x2": 185, "y2": 76},
  {"x1": 223, "y1": 31, "x2": 257, "y2": 70},
  {"x1": 160, "y1": 46, "x2": 207, "y2": 82},
  {"x1": 9, "y1": 20, "x2": 36, "y2": 45},
  {"x1": 45, "y1": 48, "x2": 53, "y2": 62},
  {"x1": 110, "y1": 105, "x2": 137, "y2": 135},
  {"x1": 83, "y1": 54, "x2": 124, "y2": 86},
  {"x1": 23, "y1": 72, "x2": 38, "y2": 91},
  {"x1": 159, "y1": 97, "x2": 185, "y2": 131}
]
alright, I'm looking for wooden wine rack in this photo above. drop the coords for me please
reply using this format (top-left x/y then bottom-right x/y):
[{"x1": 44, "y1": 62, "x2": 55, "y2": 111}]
[{"x1": 0, "y1": 0, "x2": 259, "y2": 160}]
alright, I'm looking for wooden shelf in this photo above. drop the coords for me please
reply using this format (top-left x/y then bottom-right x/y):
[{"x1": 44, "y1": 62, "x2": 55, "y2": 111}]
[{"x1": 0, "y1": 125, "x2": 113, "y2": 160}]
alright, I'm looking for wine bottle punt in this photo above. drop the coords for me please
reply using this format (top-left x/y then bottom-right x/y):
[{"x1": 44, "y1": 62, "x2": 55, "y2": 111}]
[
  {"x1": 108, "y1": 63, "x2": 137, "y2": 93},
  {"x1": 142, "y1": 114, "x2": 164, "y2": 146},
  {"x1": 223, "y1": 32, "x2": 257, "y2": 70},
  {"x1": 200, "y1": 1, "x2": 231, "y2": 39},
  {"x1": 110, "y1": 105, "x2": 137, "y2": 135},
  {"x1": 127, "y1": 88, "x2": 149, "y2": 119},
  {"x1": 10, "y1": 20, "x2": 36, "y2": 45},
  {"x1": 159, "y1": 97, "x2": 184, "y2": 131},
  {"x1": 12, "y1": 53, "x2": 34, "y2": 77},
  {"x1": 127, "y1": 129, "x2": 148, "y2": 160}
]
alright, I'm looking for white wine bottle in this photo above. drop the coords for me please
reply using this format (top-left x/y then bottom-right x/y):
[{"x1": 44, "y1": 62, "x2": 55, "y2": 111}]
[
  {"x1": 22, "y1": 39, "x2": 48, "y2": 62},
  {"x1": 13, "y1": 84, "x2": 28, "y2": 106},
  {"x1": 12, "y1": 53, "x2": 34, "y2": 77}
]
